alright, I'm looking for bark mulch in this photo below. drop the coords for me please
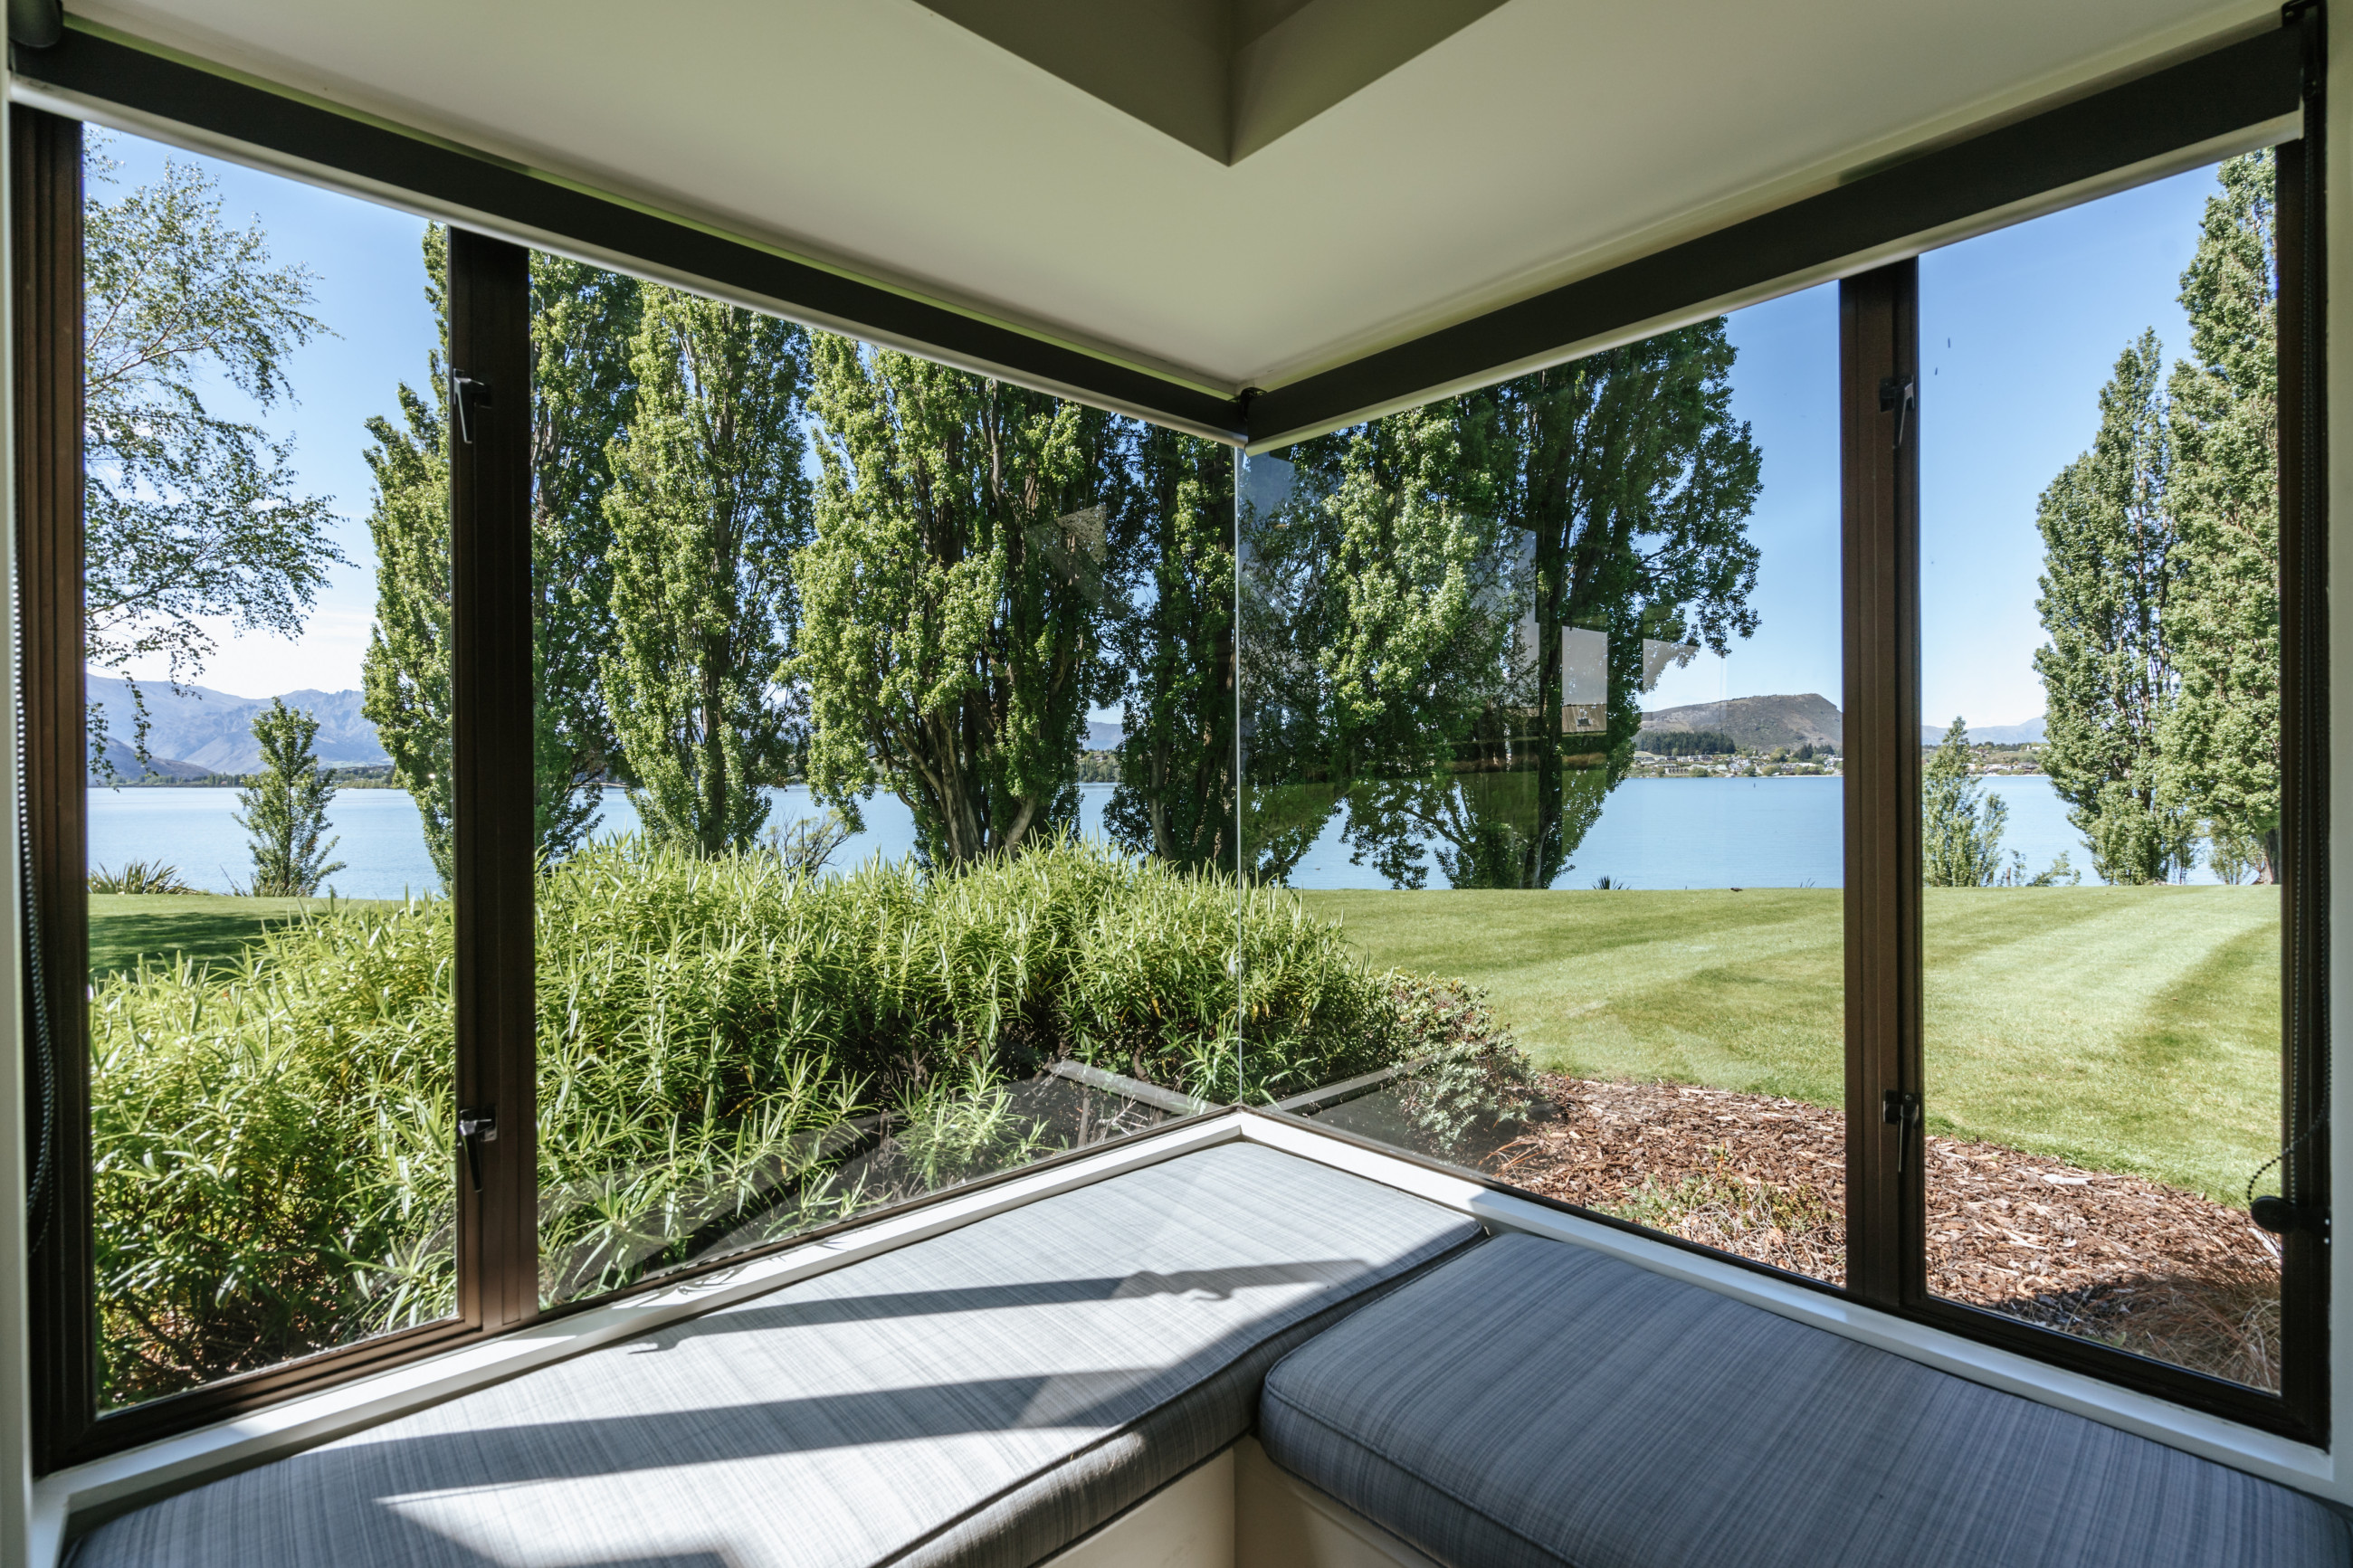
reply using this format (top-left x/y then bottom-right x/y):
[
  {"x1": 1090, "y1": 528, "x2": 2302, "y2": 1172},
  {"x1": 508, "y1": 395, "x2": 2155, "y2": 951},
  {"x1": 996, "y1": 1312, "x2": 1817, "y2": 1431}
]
[{"x1": 1488, "y1": 1073, "x2": 2282, "y2": 1390}]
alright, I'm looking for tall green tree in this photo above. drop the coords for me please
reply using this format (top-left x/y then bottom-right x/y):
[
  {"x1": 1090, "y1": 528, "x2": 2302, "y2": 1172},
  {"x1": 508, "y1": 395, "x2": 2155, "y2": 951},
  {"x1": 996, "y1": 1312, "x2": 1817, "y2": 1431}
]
[
  {"x1": 2158, "y1": 151, "x2": 2280, "y2": 882},
  {"x1": 1103, "y1": 429, "x2": 1235, "y2": 871},
  {"x1": 1922, "y1": 717, "x2": 2010, "y2": 887},
  {"x1": 84, "y1": 137, "x2": 343, "y2": 769},
  {"x1": 1454, "y1": 326, "x2": 1762, "y2": 889},
  {"x1": 360, "y1": 363, "x2": 456, "y2": 881},
  {"x1": 793, "y1": 345, "x2": 1124, "y2": 868},
  {"x1": 1246, "y1": 325, "x2": 1762, "y2": 890},
  {"x1": 601, "y1": 288, "x2": 808, "y2": 855},
  {"x1": 235, "y1": 698, "x2": 346, "y2": 897},
  {"x1": 1236, "y1": 407, "x2": 1500, "y2": 887},
  {"x1": 364, "y1": 233, "x2": 643, "y2": 879},
  {"x1": 530, "y1": 258, "x2": 641, "y2": 856},
  {"x1": 2033, "y1": 329, "x2": 2196, "y2": 885}
]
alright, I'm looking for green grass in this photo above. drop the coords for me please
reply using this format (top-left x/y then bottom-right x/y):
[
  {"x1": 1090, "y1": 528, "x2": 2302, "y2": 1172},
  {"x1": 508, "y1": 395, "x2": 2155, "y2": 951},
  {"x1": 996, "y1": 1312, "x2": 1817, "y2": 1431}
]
[
  {"x1": 1297, "y1": 886, "x2": 2282, "y2": 1203},
  {"x1": 89, "y1": 893, "x2": 403, "y2": 986}
]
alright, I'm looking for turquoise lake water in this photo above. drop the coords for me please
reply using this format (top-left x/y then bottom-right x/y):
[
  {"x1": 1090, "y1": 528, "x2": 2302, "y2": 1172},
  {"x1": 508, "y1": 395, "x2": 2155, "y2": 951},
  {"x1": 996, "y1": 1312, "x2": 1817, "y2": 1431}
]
[
  {"x1": 86, "y1": 784, "x2": 1101, "y2": 899},
  {"x1": 88, "y1": 774, "x2": 2228, "y2": 897}
]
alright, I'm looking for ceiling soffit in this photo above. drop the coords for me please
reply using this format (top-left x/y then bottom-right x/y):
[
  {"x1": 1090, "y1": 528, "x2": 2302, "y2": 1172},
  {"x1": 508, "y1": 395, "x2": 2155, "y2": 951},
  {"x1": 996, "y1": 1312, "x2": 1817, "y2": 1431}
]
[{"x1": 908, "y1": 0, "x2": 1510, "y2": 162}]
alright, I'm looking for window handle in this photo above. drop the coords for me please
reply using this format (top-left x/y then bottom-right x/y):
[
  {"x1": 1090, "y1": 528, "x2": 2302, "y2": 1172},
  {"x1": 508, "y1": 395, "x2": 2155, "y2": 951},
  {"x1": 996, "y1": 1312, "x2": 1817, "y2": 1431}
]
[
  {"x1": 1883, "y1": 1089, "x2": 1921, "y2": 1174},
  {"x1": 458, "y1": 1106, "x2": 498, "y2": 1193},
  {"x1": 450, "y1": 372, "x2": 493, "y2": 444},
  {"x1": 1879, "y1": 375, "x2": 1916, "y2": 448}
]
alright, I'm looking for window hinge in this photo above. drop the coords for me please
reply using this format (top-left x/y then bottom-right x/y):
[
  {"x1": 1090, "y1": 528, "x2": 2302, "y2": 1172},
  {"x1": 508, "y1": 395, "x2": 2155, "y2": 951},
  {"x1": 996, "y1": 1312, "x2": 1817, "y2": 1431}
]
[
  {"x1": 1883, "y1": 1089, "x2": 1921, "y2": 1174},
  {"x1": 458, "y1": 1106, "x2": 498, "y2": 1193}
]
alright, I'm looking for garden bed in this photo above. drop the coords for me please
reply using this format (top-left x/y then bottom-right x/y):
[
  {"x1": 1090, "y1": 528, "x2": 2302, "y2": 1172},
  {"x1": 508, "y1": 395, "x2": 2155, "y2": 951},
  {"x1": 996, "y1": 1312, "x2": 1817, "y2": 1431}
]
[{"x1": 1488, "y1": 1074, "x2": 2282, "y2": 1390}]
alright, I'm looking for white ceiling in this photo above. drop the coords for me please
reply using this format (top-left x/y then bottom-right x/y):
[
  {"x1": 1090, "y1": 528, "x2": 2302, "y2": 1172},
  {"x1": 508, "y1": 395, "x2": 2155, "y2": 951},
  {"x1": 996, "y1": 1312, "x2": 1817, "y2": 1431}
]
[{"x1": 68, "y1": 0, "x2": 2275, "y2": 399}]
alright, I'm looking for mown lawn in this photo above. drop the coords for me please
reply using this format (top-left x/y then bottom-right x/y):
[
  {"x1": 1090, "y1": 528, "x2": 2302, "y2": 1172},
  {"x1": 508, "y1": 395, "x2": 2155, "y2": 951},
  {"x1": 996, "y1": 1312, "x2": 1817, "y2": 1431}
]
[
  {"x1": 1297, "y1": 886, "x2": 2282, "y2": 1203},
  {"x1": 89, "y1": 893, "x2": 404, "y2": 986}
]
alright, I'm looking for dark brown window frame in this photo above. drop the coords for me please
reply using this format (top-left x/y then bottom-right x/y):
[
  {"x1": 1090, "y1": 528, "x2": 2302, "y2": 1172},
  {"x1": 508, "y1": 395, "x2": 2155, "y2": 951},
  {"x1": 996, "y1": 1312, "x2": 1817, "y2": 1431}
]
[
  {"x1": 1836, "y1": 5, "x2": 2329, "y2": 1442},
  {"x1": 15, "y1": 12, "x2": 2331, "y2": 1470},
  {"x1": 14, "y1": 125, "x2": 554, "y2": 1471}
]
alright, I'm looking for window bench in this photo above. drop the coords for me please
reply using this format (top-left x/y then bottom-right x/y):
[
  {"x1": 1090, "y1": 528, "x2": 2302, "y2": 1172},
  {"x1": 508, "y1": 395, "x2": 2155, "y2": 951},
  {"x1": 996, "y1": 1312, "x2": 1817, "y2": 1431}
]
[
  {"x1": 1262, "y1": 1231, "x2": 2350, "y2": 1568},
  {"x1": 69, "y1": 1144, "x2": 2349, "y2": 1568},
  {"x1": 68, "y1": 1143, "x2": 1479, "y2": 1568}
]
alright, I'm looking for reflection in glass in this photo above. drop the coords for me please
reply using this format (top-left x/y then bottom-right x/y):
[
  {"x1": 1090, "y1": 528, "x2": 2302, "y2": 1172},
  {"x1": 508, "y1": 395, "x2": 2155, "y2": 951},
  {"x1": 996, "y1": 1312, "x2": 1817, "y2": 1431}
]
[
  {"x1": 1920, "y1": 158, "x2": 2283, "y2": 1387},
  {"x1": 83, "y1": 133, "x2": 455, "y2": 1405},
  {"x1": 527, "y1": 274, "x2": 1243, "y2": 1303},
  {"x1": 1243, "y1": 294, "x2": 1849, "y2": 1283}
]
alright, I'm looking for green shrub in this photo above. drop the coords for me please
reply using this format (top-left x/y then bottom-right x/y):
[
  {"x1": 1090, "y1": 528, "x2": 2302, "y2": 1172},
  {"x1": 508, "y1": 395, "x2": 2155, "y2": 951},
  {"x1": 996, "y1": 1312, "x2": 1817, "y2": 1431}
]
[
  {"x1": 88, "y1": 860, "x2": 198, "y2": 895},
  {"x1": 90, "y1": 837, "x2": 1449, "y2": 1402}
]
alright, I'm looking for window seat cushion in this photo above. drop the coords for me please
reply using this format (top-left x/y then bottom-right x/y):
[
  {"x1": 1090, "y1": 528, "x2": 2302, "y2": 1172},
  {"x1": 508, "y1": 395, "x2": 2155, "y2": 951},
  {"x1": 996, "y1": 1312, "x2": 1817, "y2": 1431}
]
[
  {"x1": 73, "y1": 1141, "x2": 1481, "y2": 1568},
  {"x1": 1259, "y1": 1231, "x2": 2349, "y2": 1568}
]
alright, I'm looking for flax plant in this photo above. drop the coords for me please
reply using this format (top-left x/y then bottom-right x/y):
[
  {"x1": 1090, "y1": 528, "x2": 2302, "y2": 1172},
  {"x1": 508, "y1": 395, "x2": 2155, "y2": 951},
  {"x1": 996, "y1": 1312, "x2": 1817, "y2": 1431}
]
[{"x1": 90, "y1": 837, "x2": 1455, "y2": 1403}]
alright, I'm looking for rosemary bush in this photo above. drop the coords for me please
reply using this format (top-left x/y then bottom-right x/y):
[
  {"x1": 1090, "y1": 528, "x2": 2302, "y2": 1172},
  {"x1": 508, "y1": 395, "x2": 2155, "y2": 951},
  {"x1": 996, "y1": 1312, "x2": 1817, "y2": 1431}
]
[{"x1": 90, "y1": 837, "x2": 1439, "y2": 1402}]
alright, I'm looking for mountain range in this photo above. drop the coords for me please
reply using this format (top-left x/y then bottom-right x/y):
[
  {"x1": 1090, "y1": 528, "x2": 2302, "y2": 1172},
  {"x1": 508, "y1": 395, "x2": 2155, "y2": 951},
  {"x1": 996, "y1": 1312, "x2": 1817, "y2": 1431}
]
[
  {"x1": 1635, "y1": 694, "x2": 2045, "y2": 752},
  {"x1": 87, "y1": 677, "x2": 1133, "y2": 780},
  {"x1": 1923, "y1": 715, "x2": 2045, "y2": 746},
  {"x1": 86, "y1": 677, "x2": 388, "y2": 780},
  {"x1": 1638, "y1": 693, "x2": 1841, "y2": 751},
  {"x1": 93, "y1": 680, "x2": 2034, "y2": 777}
]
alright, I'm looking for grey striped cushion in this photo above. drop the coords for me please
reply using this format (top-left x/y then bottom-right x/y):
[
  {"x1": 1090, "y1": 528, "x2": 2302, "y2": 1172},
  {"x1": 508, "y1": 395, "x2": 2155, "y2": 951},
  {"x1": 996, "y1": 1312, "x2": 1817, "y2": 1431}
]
[
  {"x1": 1261, "y1": 1232, "x2": 2350, "y2": 1568},
  {"x1": 75, "y1": 1142, "x2": 1481, "y2": 1568}
]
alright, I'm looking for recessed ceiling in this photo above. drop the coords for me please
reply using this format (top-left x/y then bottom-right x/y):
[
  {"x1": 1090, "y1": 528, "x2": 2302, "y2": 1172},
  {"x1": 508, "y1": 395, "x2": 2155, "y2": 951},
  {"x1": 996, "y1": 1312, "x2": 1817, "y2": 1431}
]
[
  {"x1": 62, "y1": 0, "x2": 2273, "y2": 402},
  {"x1": 907, "y1": 0, "x2": 1511, "y2": 164}
]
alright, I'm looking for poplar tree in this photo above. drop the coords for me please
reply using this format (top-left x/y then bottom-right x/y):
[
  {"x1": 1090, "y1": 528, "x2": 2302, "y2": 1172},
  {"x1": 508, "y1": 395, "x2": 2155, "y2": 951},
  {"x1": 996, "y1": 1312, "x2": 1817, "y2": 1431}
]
[
  {"x1": 792, "y1": 345, "x2": 1123, "y2": 869},
  {"x1": 1453, "y1": 326, "x2": 1761, "y2": 889},
  {"x1": 235, "y1": 698, "x2": 346, "y2": 897},
  {"x1": 361, "y1": 362, "x2": 455, "y2": 882},
  {"x1": 363, "y1": 233, "x2": 643, "y2": 879},
  {"x1": 1237, "y1": 405, "x2": 1500, "y2": 888},
  {"x1": 600, "y1": 288, "x2": 808, "y2": 855},
  {"x1": 1251, "y1": 325, "x2": 1762, "y2": 890},
  {"x1": 2158, "y1": 151, "x2": 2280, "y2": 882},
  {"x1": 1104, "y1": 429, "x2": 1235, "y2": 871},
  {"x1": 2032, "y1": 330, "x2": 2196, "y2": 884},
  {"x1": 530, "y1": 258, "x2": 641, "y2": 856}
]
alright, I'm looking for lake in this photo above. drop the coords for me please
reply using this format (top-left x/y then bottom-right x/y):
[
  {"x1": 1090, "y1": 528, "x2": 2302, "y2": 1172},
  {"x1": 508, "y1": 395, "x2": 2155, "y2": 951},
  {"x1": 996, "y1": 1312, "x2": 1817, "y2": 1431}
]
[
  {"x1": 1277, "y1": 774, "x2": 2233, "y2": 889},
  {"x1": 88, "y1": 784, "x2": 1120, "y2": 899},
  {"x1": 86, "y1": 774, "x2": 2231, "y2": 898}
]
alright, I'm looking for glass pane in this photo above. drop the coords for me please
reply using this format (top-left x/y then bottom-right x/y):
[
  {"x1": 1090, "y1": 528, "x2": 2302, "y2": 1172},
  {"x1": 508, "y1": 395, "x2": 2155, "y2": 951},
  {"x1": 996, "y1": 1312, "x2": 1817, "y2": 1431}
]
[
  {"x1": 528, "y1": 266, "x2": 1241, "y2": 1306},
  {"x1": 1240, "y1": 290, "x2": 1847, "y2": 1283},
  {"x1": 1920, "y1": 157, "x2": 2283, "y2": 1386},
  {"x1": 83, "y1": 131, "x2": 454, "y2": 1405}
]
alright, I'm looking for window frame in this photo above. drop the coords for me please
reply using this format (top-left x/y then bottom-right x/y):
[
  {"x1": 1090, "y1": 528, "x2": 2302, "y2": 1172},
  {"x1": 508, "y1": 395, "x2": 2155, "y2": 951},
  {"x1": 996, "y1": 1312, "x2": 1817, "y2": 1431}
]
[
  {"x1": 15, "y1": 12, "x2": 2331, "y2": 1468},
  {"x1": 14, "y1": 124, "x2": 549, "y2": 1470}
]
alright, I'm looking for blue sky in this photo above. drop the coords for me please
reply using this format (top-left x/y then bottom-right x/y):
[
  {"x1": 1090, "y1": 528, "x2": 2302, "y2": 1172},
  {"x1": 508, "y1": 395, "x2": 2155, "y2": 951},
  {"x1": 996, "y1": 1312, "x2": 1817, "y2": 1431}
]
[
  {"x1": 1644, "y1": 162, "x2": 2221, "y2": 727},
  {"x1": 99, "y1": 128, "x2": 2231, "y2": 727},
  {"x1": 97, "y1": 128, "x2": 437, "y2": 700}
]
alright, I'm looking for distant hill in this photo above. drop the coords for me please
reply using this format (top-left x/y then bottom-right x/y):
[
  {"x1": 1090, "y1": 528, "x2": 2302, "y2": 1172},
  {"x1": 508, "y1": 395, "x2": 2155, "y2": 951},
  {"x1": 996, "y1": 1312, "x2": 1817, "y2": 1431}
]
[
  {"x1": 1921, "y1": 715, "x2": 2046, "y2": 746},
  {"x1": 85, "y1": 676, "x2": 388, "y2": 779},
  {"x1": 89, "y1": 735, "x2": 213, "y2": 782},
  {"x1": 1639, "y1": 693, "x2": 1839, "y2": 752},
  {"x1": 86, "y1": 677, "x2": 1132, "y2": 782}
]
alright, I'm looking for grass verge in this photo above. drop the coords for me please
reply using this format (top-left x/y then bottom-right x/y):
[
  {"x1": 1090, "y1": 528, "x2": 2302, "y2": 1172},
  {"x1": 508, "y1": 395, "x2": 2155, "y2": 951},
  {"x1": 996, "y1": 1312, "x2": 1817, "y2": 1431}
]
[
  {"x1": 1297, "y1": 885, "x2": 2282, "y2": 1203},
  {"x1": 90, "y1": 893, "x2": 403, "y2": 986}
]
